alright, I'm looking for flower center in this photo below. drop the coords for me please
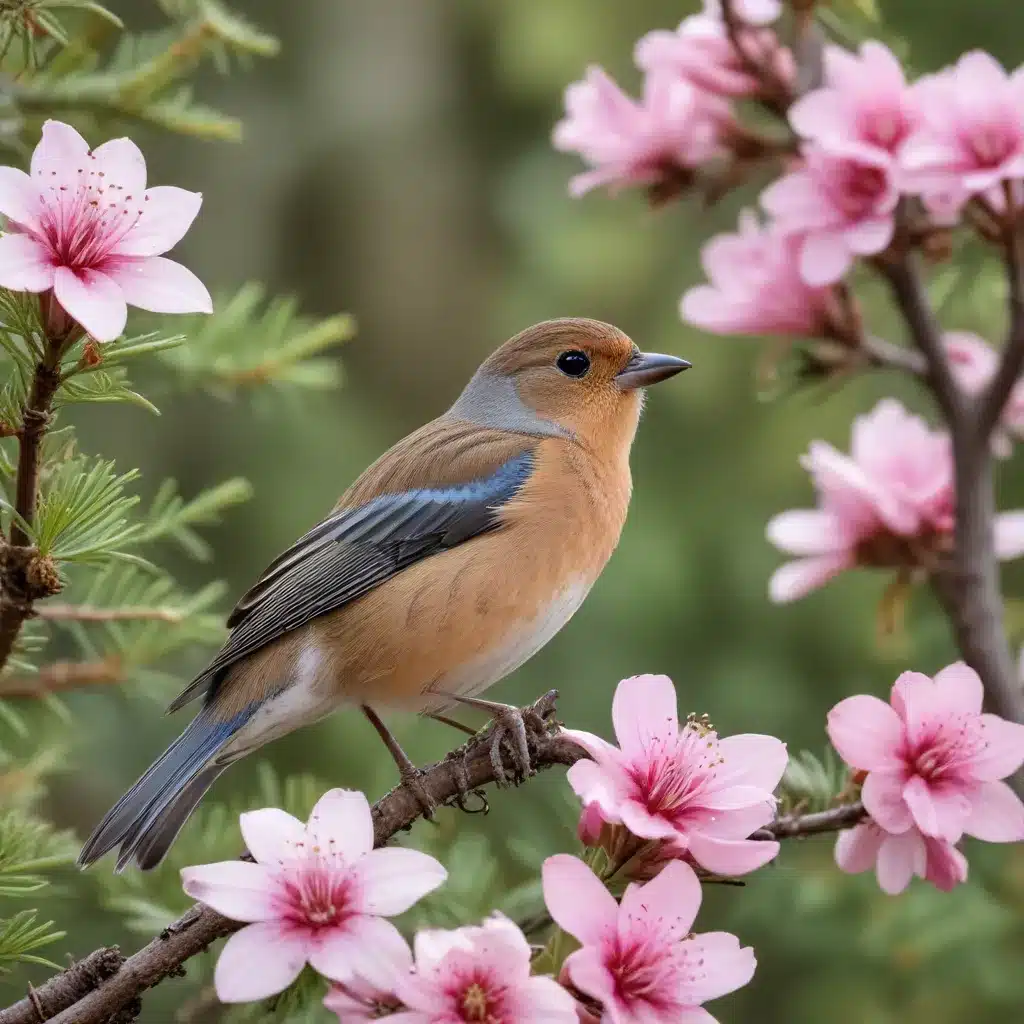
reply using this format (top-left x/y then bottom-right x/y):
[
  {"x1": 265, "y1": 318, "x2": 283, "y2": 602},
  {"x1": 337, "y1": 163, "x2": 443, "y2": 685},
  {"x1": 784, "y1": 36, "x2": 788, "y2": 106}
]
[
  {"x1": 633, "y1": 717, "x2": 721, "y2": 819},
  {"x1": 459, "y1": 981, "x2": 499, "y2": 1022},
  {"x1": 968, "y1": 124, "x2": 1017, "y2": 167},
  {"x1": 278, "y1": 856, "x2": 353, "y2": 930},
  {"x1": 829, "y1": 159, "x2": 890, "y2": 218},
  {"x1": 909, "y1": 714, "x2": 987, "y2": 782}
]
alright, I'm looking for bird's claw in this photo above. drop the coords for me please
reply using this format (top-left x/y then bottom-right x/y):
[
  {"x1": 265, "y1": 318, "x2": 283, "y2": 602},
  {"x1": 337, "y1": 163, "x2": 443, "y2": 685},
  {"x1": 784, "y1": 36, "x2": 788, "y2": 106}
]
[
  {"x1": 464, "y1": 690, "x2": 560, "y2": 787},
  {"x1": 399, "y1": 764, "x2": 437, "y2": 820}
]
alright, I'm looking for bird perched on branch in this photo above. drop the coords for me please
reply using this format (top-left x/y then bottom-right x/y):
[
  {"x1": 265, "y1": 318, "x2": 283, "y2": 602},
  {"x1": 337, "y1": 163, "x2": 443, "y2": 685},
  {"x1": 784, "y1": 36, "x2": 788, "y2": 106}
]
[{"x1": 79, "y1": 317, "x2": 689, "y2": 870}]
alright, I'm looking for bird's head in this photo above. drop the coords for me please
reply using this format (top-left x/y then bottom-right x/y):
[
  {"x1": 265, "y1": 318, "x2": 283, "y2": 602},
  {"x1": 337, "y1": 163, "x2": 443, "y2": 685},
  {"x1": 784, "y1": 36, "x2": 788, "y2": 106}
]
[{"x1": 448, "y1": 318, "x2": 690, "y2": 450}]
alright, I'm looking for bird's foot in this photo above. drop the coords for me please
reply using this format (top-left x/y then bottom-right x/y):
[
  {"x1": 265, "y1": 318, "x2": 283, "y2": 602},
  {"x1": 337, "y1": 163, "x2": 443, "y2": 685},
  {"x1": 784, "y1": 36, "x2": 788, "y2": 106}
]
[
  {"x1": 398, "y1": 763, "x2": 437, "y2": 820},
  {"x1": 452, "y1": 690, "x2": 560, "y2": 786}
]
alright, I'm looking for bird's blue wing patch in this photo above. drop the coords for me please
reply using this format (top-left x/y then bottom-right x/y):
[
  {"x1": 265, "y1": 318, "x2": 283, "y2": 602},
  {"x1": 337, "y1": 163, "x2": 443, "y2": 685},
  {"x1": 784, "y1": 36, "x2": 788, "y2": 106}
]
[{"x1": 167, "y1": 449, "x2": 536, "y2": 712}]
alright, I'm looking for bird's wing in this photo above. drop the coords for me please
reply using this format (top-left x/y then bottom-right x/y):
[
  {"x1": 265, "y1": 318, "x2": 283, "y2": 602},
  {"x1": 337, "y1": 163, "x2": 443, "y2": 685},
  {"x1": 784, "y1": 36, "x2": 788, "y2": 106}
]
[{"x1": 167, "y1": 423, "x2": 538, "y2": 712}]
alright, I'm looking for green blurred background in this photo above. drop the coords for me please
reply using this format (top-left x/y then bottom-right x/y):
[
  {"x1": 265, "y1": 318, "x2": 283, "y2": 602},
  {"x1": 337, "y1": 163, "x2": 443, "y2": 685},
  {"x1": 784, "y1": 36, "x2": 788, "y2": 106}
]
[{"x1": 21, "y1": 0, "x2": 1024, "y2": 1020}]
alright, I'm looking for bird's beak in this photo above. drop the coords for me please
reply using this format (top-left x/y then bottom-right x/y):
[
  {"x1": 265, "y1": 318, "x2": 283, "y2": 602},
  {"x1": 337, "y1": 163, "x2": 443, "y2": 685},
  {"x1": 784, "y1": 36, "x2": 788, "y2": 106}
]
[{"x1": 615, "y1": 351, "x2": 692, "y2": 390}]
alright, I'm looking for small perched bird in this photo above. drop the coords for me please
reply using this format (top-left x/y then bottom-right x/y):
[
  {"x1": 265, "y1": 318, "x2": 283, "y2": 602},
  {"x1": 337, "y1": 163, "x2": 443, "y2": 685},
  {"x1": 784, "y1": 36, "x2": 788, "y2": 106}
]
[{"x1": 79, "y1": 318, "x2": 688, "y2": 870}]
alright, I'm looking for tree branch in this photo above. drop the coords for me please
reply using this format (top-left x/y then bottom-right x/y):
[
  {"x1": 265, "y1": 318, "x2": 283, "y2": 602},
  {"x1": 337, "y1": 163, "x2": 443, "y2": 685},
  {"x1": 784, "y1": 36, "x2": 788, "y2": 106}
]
[
  {"x1": 0, "y1": 323, "x2": 72, "y2": 673},
  {"x1": 0, "y1": 657, "x2": 124, "y2": 698},
  {"x1": 11, "y1": 692, "x2": 868, "y2": 1024},
  {"x1": 0, "y1": 948, "x2": 125, "y2": 1024}
]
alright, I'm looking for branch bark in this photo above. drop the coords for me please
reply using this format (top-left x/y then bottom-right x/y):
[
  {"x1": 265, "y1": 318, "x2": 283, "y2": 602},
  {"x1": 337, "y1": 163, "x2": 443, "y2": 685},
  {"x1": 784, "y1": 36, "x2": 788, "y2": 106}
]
[
  {"x1": 0, "y1": 329, "x2": 71, "y2": 673},
  {"x1": 10, "y1": 693, "x2": 866, "y2": 1024}
]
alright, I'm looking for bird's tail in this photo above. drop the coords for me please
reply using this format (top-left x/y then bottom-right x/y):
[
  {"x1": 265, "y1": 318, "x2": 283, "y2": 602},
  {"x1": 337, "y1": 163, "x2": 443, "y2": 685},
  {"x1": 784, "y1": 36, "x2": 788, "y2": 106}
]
[{"x1": 78, "y1": 704, "x2": 252, "y2": 872}]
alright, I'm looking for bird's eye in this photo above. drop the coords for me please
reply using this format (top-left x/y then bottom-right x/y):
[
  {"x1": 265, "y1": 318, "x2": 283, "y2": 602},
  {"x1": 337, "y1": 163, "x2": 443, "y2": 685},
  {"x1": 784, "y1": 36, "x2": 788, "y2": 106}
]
[{"x1": 556, "y1": 350, "x2": 591, "y2": 378}]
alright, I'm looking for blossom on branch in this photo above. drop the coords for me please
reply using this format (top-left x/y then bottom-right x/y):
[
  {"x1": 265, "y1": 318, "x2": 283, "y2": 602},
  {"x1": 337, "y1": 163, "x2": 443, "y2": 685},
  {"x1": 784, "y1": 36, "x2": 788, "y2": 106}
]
[
  {"x1": 383, "y1": 914, "x2": 577, "y2": 1024},
  {"x1": 0, "y1": 120, "x2": 212, "y2": 342},
  {"x1": 766, "y1": 398, "x2": 1024, "y2": 602},
  {"x1": 828, "y1": 663, "x2": 1024, "y2": 847},
  {"x1": 181, "y1": 789, "x2": 447, "y2": 1003},
  {"x1": 680, "y1": 210, "x2": 835, "y2": 337},
  {"x1": 834, "y1": 820, "x2": 968, "y2": 895},
  {"x1": 564, "y1": 673, "x2": 787, "y2": 877},
  {"x1": 760, "y1": 144, "x2": 899, "y2": 286},
  {"x1": 635, "y1": 1, "x2": 793, "y2": 101},
  {"x1": 542, "y1": 854, "x2": 756, "y2": 1024},
  {"x1": 553, "y1": 66, "x2": 732, "y2": 197},
  {"x1": 901, "y1": 51, "x2": 1024, "y2": 217}
]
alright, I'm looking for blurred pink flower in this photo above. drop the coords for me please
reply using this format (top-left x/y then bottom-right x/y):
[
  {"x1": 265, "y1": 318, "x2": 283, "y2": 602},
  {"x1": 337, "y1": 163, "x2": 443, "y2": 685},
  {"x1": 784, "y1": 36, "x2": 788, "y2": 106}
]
[
  {"x1": 788, "y1": 41, "x2": 920, "y2": 163},
  {"x1": 542, "y1": 855, "x2": 756, "y2": 1024},
  {"x1": 181, "y1": 789, "x2": 447, "y2": 1004},
  {"x1": 553, "y1": 66, "x2": 731, "y2": 197},
  {"x1": 564, "y1": 674, "x2": 787, "y2": 877},
  {"x1": 766, "y1": 398, "x2": 1024, "y2": 602},
  {"x1": 835, "y1": 820, "x2": 968, "y2": 895},
  {"x1": 828, "y1": 663, "x2": 1024, "y2": 845},
  {"x1": 680, "y1": 209, "x2": 834, "y2": 337},
  {"x1": 945, "y1": 330, "x2": 1024, "y2": 451},
  {"x1": 391, "y1": 914, "x2": 576, "y2": 1023},
  {"x1": 760, "y1": 144, "x2": 899, "y2": 285},
  {"x1": 0, "y1": 119, "x2": 211, "y2": 342},
  {"x1": 901, "y1": 51, "x2": 1024, "y2": 216},
  {"x1": 636, "y1": 2, "x2": 792, "y2": 100}
]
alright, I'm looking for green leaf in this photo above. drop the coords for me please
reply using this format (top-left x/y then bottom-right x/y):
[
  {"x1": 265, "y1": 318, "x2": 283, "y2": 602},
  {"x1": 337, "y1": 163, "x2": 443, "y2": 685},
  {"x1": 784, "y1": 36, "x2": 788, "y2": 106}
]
[{"x1": 0, "y1": 910, "x2": 65, "y2": 973}]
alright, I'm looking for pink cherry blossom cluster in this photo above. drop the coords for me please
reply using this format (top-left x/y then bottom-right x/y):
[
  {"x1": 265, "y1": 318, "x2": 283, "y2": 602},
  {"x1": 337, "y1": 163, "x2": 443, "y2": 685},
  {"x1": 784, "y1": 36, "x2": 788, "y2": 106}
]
[
  {"x1": 552, "y1": 1, "x2": 794, "y2": 200},
  {"x1": 766, "y1": 397, "x2": 1024, "y2": 602},
  {"x1": 0, "y1": 120, "x2": 211, "y2": 342},
  {"x1": 181, "y1": 774, "x2": 758, "y2": 1023},
  {"x1": 827, "y1": 663, "x2": 1024, "y2": 894}
]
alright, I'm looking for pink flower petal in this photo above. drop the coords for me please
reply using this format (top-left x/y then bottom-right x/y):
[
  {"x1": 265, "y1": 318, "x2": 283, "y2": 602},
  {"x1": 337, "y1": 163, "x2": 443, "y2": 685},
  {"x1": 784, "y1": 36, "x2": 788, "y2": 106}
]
[
  {"x1": 541, "y1": 854, "x2": 617, "y2": 945},
  {"x1": 930, "y1": 661, "x2": 984, "y2": 717},
  {"x1": 619, "y1": 798, "x2": 681, "y2": 841},
  {"x1": 827, "y1": 694, "x2": 904, "y2": 771},
  {"x1": 612, "y1": 673, "x2": 678, "y2": 759},
  {"x1": 861, "y1": 770, "x2": 914, "y2": 833},
  {"x1": 621, "y1": 859, "x2": 702, "y2": 932},
  {"x1": 768, "y1": 553, "x2": 851, "y2": 602},
  {"x1": 715, "y1": 733, "x2": 789, "y2": 789},
  {"x1": 765, "y1": 509, "x2": 845, "y2": 555},
  {"x1": 834, "y1": 823, "x2": 883, "y2": 874},
  {"x1": 799, "y1": 231, "x2": 853, "y2": 287},
  {"x1": 691, "y1": 801, "x2": 774, "y2": 840},
  {"x1": 679, "y1": 931, "x2": 757, "y2": 1004},
  {"x1": 994, "y1": 511, "x2": 1024, "y2": 559},
  {"x1": 180, "y1": 861, "x2": 276, "y2": 922},
  {"x1": 213, "y1": 921, "x2": 309, "y2": 1002},
  {"x1": 687, "y1": 832, "x2": 780, "y2": 875},
  {"x1": 356, "y1": 847, "x2": 447, "y2": 915},
  {"x1": 31, "y1": 120, "x2": 90, "y2": 190},
  {"x1": 307, "y1": 789, "x2": 374, "y2": 861},
  {"x1": 567, "y1": 759, "x2": 628, "y2": 823},
  {"x1": 0, "y1": 167, "x2": 42, "y2": 232},
  {"x1": 517, "y1": 975, "x2": 580, "y2": 1021},
  {"x1": 563, "y1": 947, "x2": 616, "y2": 1008},
  {"x1": 116, "y1": 186, "x2": 203, "y2": 257},
  {"x1": 0, "y1": 233, "x2": 55, "y2": 292},
  {"x1": 903, "y1": 776, "x2": 971, "y2": 841},
  {"x1": 923, "y1": 836, "x2": 968, "y2": 891},
  {"x1": 238, "y1": 807, "x2": 306, "y2": 866},
  {"x1": 964, "y1": 780, "x2": 1024, "y2": 842},
  {"x1": 968, "y1": 714, "x2": 1024, "y2": 780},
  {"x1": 561, "y1": 728, "x2": 630, "y2": 773},
  {"x1": 89, "y1": 136, "x2": 147, "y2": 196},
  {"x1": 875, "y1": 829, "x2": 925, "y2": 895},
  {"x1": 890, "y1": 671, "x2": 935, "y2": 740},
  {"x1": 309, "y1": 915, "x2": 411, "y2": 986},
  {"x1": 104, "y1": 256, "x2": 212, "y2": 315},
  {"x1": 53, "y1": 265, "x2": 127, "y2": 341}
]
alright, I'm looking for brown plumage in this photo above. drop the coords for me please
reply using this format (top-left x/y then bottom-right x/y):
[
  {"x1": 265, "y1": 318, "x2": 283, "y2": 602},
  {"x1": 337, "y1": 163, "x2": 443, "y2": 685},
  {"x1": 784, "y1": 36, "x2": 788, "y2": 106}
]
[{"x1": 79, "y1": 317, "x2": 689, "y2": 870}]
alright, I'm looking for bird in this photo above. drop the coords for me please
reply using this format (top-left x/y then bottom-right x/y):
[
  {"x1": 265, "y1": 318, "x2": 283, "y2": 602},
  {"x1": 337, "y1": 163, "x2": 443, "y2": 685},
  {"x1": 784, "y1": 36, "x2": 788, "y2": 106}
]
[{"x1": 78, "y1": 317, "x2": 689, "y2": 871}]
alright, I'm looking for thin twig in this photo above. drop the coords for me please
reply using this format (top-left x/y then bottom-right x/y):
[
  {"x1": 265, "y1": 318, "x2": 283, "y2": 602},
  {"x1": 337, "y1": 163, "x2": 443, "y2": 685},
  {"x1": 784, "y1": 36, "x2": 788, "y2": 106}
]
[
  {"x1": 35, "y1": 604, "x2": 185, "y2": 625},
  {"x1": 0, "y1": 657, "x2": 124, "y2": 698},
  {"x1": 13, "y1": 692, "x2": 867, "y2": 1024},
  {"x1": 862, "y1": 335, "x2": 928, "y2": 377},
  {"x1": 760, "y1": 801, "x2": 864, "y2": 839},
  {"x1": 719, "y1": 0, "x2": 792, "y2": 117}
]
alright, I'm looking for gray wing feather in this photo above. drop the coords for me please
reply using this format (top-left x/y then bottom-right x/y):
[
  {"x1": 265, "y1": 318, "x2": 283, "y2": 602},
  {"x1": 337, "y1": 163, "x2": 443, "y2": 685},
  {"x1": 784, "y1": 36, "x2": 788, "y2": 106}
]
[{"x1": 166, "y1": 449, "x2": 535, "y2": 713}]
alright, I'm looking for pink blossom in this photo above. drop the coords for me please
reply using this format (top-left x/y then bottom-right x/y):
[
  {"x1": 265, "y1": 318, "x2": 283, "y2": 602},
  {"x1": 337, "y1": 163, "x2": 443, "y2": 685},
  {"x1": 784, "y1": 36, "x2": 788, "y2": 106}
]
[
  {"x1": 564, "y1": 674, "x2": 787, "y2": 877},
  {"x1": 834, "y1": 820, "x2": 968, "y2": 895},
  {"x1": 324, "y1": 938, "x2": 412, "y2": 1021},
  {"x1": 901, "y1": 51, "x2": 1024, "y2": 216},
  {"x1": 0, "y1": 120, "x2": 212, "y2": 342},
  {"x1": 680, "y1": 209, "x2": 834, "y2": 337},
  {"x1": 388, "y1": 914, "x2": 576, "y2": 1023},
  {"x1": 181, "y1": 789, "x2": 447, "y2": 1003},
  {"x1": 542, "y1": 855, "x2": 756, "y2": 1024},
  {"x1": 553, "y1": 66, "x2": 731, "y2": 197},
  {"x1": 945, "y1": 331, "x2": 1024, "y2": 450},
  {"x1": 766, "y1": 398, "x2": 1024, "y2": 602},
  {"x1": 828, "y1": 663, "x2": 1024, "y2": 846},
  {"x1": 788, "y1": 41, "x2": 920, "y2": 162},
  {"x1": 636, "y1": 2, "x2": 793, "y2": 100},
  {"x1": 760, "y1": 143, "x2": 899, "y2": 285}
]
